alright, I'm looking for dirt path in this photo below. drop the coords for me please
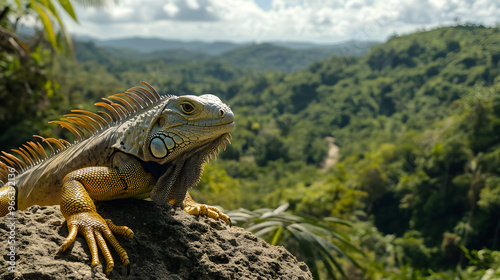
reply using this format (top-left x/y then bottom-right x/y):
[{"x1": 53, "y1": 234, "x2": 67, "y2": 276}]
[{"x1": 322, "y1": 136, "x2": 339, "y2": 171}]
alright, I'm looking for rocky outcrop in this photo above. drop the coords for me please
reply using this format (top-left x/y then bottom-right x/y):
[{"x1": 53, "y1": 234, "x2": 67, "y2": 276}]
[{"x1": 0, "y1": 199, "x2": 312, "y2": 279}]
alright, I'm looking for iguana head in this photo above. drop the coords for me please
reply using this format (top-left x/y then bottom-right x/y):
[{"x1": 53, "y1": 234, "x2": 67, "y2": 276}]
[
  {"x1": 110, "y1": 93, "x2": 232, "y2": 206},
  {"x1": 143, "y1": 94, "x2": 234, "y2": 206},
  {"x1": 145, "y1": 94, "x2": 234, "y2": 163}
]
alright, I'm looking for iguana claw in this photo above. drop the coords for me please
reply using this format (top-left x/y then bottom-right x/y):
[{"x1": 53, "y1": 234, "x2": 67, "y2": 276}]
[
  {"x1": 181, "y1": 192, "x2": 231, "y2": 225},
  {"x1": 57, "y1": 212, "x2": 134, "y2": 275}
]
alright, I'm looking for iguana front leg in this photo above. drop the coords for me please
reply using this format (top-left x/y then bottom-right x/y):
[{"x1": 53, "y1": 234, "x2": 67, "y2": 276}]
[{"x1": 58, "y1": 153, "x2": 155, "y2": 275}]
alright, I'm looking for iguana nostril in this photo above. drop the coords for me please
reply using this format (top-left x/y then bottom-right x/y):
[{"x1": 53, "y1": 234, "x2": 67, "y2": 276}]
[
  {"x1": 224, "y1": 111, "x2": 235, "y2": 123},
  {"x1": 218, "y1": 109, "x2": 225, "y2": 117}
]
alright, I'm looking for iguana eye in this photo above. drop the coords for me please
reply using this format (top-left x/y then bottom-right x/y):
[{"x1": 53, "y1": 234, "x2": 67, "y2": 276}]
[{"x1": 180, "y1": 102, "x2": 195, "y2": 114}]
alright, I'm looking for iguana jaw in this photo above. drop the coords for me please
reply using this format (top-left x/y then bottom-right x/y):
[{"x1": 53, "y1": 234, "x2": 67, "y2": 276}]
[{"x1": 149, "y1": 132, "x2": 233, "y2": 206}]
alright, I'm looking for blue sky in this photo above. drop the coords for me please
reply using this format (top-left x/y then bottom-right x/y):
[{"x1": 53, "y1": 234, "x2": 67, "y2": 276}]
[
  {"x1": 66, "y1": 0, "x2": 500, "y2": 43},
  {"x1": 254, "y1": 0, "x2": 272, "y2": 11}
]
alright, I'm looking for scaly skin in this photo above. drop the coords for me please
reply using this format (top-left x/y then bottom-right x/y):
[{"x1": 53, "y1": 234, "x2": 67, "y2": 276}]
[{"x1": 0, "y1": 82, "x2": 234, "y2": 275}]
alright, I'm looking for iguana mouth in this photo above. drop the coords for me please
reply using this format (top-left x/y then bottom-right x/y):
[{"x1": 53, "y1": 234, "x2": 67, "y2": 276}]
[
  {"x1": 186, "y1": 112, "x2": 234, "y2": 128},
  {"x1": 166, "y1": 120, "x2": 234, "y2": 131},
  {"x1": 185, "y1": 121, "x2": 234, "y2": 127}
]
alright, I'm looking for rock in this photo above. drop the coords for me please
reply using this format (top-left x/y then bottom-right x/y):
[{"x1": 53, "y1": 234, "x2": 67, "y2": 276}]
[{"x1": 0, "y1": 199, "x2": 312, "y2": 279}]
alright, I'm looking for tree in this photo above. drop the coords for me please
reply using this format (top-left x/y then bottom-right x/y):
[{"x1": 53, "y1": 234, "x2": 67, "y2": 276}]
[
  {"x1": 0, "y1": 0, "x2": 113, "y2": 148},
  {"x1": 3, "y1": 0, "x2": 113, "y2": 52}
]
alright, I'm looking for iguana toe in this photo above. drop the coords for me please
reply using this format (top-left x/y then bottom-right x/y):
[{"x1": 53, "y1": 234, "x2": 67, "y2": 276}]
[
  {"x1": 180, "y1": 192, "x2": 232, "y2": 225},
  {"x1": 94, "y1": 231, "x2": 114, "y2": 275},
  {"x1": 58, "y1": 224, "x2": 78, "y2": 254},
  {"x1": 105, "y1": 218, "x2": 135, "y2": 241},
  {"x1": 183, "y1": 202, "x2": 231, "y2": 225}
]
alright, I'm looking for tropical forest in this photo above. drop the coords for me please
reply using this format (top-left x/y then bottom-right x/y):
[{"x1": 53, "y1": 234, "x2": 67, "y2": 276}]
[{"x1": 1, "y1": 1, "x2": 500, "y2": 279}]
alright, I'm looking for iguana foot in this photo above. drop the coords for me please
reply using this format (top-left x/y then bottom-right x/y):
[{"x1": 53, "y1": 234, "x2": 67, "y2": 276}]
[
  {"x1": 57, "y1": 212, "x2": 134, "y2": 275},
  {"x1": 181, "y1": 192, "x2": 231, "y2": 225}
]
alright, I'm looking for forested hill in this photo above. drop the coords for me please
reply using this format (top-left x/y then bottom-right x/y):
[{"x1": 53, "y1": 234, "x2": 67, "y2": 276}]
[
  {"x1": 226, "y1": 25, "x2": 499, "y2": 159},
  {"x1": 216, "y1": 43, "x2": 348, "y2": 73},
  {"x1": 228, "y1": 24, "x2": 500, "y2": 157}
]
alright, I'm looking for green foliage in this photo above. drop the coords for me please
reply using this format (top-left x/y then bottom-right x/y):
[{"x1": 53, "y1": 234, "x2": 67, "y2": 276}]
[
  {"x1": 0, "y1": 45, "x2": 62, "y2": 148},
  {"x1": 270, "y1": 168, "x2": 368, "y2": 219},
  {"x1": 393, "y1": 231, "x2": 437, "y2": 268},
  {"x1": 190, "y1": 162, "x2": 241, "y2": 210},
  {"x1": 229, "y1": 203, "x2": 363, "y2": 280},
  {"x1": 457, "y1": 247, "x2": 500, "y2": 278},
  {"x1": 0, "y1": 5, "x2": 62, "y2": 148}
]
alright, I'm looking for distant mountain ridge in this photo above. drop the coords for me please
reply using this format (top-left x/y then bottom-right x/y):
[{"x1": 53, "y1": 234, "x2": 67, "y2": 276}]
[
  {"x1": 76, "y1": 35, "x2": 377, "y2": 56},
  {"x1": 74, "y1": 36, "x2": 378, "y2": 73},
  {"x1": 90, "y1": 37, "x2": 242, "y2": 55}
]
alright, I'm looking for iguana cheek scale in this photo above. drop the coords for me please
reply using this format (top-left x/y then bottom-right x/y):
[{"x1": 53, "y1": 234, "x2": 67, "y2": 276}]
[{"x1": 0, "y1": 82, "x2": 234, "y2": 275}]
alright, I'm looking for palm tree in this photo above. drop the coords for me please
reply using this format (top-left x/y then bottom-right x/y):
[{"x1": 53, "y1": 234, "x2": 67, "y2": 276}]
[
  {"x1": 0, "y1": 0, "x2": 113, "y2": 149},
  {"x1": 463, "y1": 153, "x2": 486, "y2": 248},
  {"x1": 2, "y1": 0, "x2": 114, "y2": 53}
]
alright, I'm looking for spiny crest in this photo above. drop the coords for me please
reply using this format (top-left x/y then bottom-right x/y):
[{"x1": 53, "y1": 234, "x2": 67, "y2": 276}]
[
  {"x1": 0, "y1": 82, "x2": 163, "y2": 184},
  {"x1": 50, "y1": 81, "x2": 162, "y2": 141},
  {"x1": 0, "y1": 136, "x2": 71, "y2": 184}
]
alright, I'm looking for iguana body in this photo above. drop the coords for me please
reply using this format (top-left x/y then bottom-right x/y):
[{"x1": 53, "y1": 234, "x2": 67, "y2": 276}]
[{"x1": 0, "y1": 82, "x2": 234, "y2": 275}]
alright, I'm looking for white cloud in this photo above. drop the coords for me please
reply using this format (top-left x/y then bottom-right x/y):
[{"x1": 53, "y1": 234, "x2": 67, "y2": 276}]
[
  {"x1": 67, "y1": 0, "x2": 500, "y2": 43},
  {"x1": 185, "y1": 0, "x2": 200, "y2": 10},
  {"x1": 163, "y1": 3, "x2": 179, "y2": 18}
]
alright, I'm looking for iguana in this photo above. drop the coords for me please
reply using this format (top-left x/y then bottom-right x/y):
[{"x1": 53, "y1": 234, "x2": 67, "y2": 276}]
[{"x1": 0, "y1": 82, "x2": 234, "y2": 275}]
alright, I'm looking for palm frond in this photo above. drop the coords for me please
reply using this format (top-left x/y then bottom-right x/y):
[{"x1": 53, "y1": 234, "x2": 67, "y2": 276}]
[
  {"x1": 228, "y1": 203, "x2": 365, "y2": 280},
  {"x1": 12, "y1": 0, "x2": 115, "y2": 52}
]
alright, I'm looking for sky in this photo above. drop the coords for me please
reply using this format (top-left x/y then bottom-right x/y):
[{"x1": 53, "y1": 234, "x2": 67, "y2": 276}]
[{"x1": 66, "y1": 0, "x2": 500, "y2": 44}]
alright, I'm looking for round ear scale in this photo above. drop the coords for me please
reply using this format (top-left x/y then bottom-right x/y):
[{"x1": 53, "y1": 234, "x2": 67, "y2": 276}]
[{"x1": 150, "y1": 137, "x2": 168, "y2": 159}]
